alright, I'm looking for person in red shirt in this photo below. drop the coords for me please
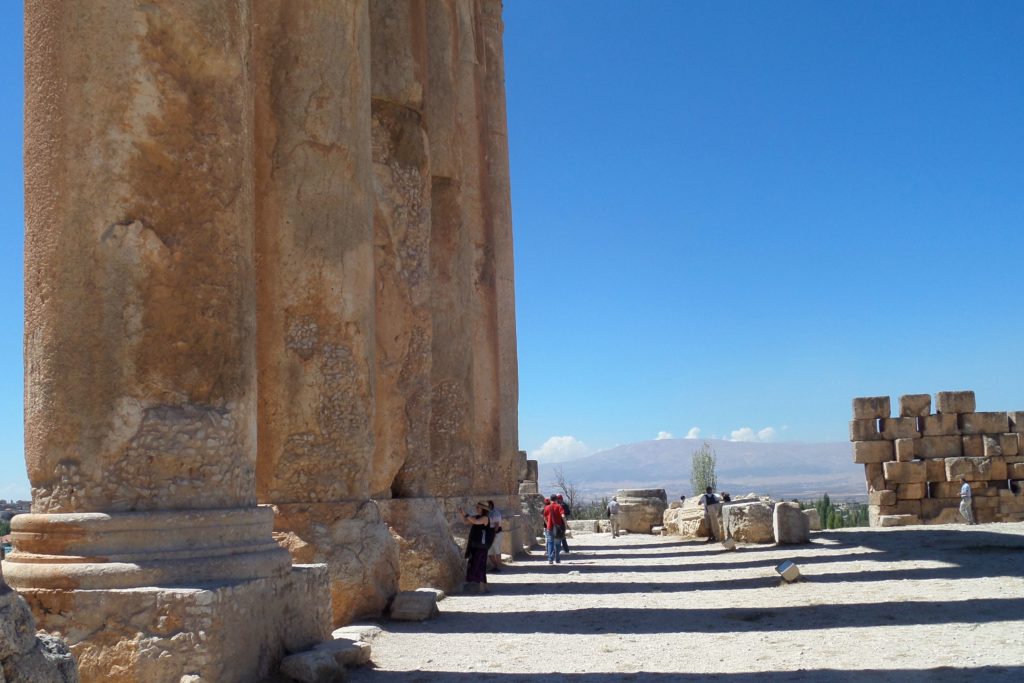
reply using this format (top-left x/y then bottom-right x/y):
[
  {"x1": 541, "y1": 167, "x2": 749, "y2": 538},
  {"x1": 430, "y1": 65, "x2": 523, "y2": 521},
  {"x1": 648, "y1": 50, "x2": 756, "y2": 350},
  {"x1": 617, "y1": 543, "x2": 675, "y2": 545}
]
[{"x1": 543, "y1": 495, "x2": 565, "y2": 564}]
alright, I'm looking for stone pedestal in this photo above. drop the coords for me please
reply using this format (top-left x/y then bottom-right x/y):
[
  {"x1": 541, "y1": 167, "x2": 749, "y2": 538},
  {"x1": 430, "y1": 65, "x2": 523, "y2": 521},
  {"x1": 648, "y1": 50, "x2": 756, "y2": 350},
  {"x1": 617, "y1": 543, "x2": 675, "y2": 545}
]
[{"x1": 19, "y1": 565, "x2": 329, "y2": 683}]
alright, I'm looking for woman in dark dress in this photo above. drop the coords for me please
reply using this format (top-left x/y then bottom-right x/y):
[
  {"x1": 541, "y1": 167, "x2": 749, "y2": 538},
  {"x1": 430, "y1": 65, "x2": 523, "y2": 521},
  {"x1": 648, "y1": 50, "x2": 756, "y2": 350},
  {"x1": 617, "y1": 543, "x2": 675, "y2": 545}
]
[{"x1": 460, "y1": 501, "x2": 492, "y2": 593}]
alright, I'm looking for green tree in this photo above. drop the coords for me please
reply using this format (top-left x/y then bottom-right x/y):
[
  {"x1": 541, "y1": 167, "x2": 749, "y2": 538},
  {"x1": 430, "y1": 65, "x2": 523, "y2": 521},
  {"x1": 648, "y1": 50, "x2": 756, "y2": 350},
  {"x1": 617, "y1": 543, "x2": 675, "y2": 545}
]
[
  {"x1": 0, "y1": 519, "x2": 9, "y2": 536},
  {"x1": 690, "y1": 441, "x2": 717, "y2": 495}
]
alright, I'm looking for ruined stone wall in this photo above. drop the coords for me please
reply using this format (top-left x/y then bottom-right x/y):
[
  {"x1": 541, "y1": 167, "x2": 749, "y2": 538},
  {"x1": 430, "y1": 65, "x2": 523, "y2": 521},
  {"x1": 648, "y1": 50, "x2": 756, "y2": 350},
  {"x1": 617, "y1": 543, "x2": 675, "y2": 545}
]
[{"x1": 851, "y1": 392, "x2": 1024, "y2": 527}]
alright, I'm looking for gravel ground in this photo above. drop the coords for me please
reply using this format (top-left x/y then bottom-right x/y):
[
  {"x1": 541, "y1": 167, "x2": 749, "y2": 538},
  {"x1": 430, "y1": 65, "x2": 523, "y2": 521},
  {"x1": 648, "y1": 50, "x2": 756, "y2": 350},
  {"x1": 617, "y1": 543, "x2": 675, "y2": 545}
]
[{"x1": 346, "y1": 522, "x2": 1024, "y2": 682}]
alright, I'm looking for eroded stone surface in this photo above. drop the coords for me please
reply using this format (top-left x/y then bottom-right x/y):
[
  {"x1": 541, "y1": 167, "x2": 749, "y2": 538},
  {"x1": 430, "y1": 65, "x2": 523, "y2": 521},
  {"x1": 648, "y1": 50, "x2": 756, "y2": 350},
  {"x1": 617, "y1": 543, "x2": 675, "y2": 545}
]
[{"x1": 273, "y1": 503, "x2": 399, "y2": 627}]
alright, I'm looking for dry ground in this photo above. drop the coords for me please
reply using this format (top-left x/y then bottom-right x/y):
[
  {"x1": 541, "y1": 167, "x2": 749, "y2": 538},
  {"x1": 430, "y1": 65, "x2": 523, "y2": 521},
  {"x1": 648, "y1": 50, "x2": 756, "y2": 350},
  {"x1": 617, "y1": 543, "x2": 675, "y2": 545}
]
[{"x1": 346, "y1": 522, "x2": 1024, "y2": 682}]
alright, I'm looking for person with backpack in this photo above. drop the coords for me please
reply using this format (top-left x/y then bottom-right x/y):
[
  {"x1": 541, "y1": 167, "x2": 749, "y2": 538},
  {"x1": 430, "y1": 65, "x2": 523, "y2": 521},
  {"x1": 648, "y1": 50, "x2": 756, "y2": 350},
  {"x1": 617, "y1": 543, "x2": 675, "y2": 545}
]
[
  {"x1": 459, "y1": 501, "x2": 493, "y2": 592},
  {"x1": 542, "y1": 495, "x2": 565, "y2": 565},
  {"x1": 556, "y1": 494, "x2": 571, "y2": 554},
  {"x1": 699, "y1": 486, "x2": 720, "y2": 543},
  {"x1": 487, "y1": 499, "x2": 504, "y2": 572},
  {"x1": 607, "y1": 496, "x2": 621, "y2": 538}
]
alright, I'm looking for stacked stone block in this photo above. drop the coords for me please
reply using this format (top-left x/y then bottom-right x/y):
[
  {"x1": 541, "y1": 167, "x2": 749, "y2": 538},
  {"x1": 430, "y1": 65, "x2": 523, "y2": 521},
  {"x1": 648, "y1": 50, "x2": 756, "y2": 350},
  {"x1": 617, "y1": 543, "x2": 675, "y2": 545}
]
[{"x1": 851, "y1": 392, "x2": 1024, "y2": 527}]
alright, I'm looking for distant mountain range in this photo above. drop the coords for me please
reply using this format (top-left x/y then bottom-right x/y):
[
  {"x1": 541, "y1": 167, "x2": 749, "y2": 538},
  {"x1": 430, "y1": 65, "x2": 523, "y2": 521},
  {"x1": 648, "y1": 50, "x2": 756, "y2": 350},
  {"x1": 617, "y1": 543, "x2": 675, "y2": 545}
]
[{"x1": 536, "y1": 438, "x2": 864, "y2": 502}]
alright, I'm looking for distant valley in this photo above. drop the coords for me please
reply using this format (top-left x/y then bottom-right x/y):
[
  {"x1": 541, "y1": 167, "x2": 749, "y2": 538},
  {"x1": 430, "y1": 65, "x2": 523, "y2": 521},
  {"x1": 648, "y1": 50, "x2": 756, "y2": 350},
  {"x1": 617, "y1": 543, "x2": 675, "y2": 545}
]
[{"x1": 536, "y1": 438, "x2": 863, "y2": 502}]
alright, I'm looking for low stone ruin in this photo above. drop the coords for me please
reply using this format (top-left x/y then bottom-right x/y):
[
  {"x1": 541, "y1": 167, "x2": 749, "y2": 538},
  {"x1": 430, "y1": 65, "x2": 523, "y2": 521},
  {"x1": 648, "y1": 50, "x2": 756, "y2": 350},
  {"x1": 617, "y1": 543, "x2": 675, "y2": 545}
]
[
  {"x1": 851, "y1": 391, "x2": 1024, "y2": 527},
  {"x1": 615, "y1": 489, "x2": 668, "y2": 533},
  {"x1": 663, "y1": 495, "x2": 812, "y2": 545}
]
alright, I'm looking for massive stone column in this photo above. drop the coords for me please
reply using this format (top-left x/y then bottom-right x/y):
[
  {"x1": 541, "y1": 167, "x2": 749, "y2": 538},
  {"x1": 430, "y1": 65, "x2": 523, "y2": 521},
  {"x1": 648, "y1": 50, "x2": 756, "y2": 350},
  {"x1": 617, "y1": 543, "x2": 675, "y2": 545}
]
[
  {"x1": 480, "y1": 0, "x2": 521, "y2": 494},
  {"x1": 369, "y1": 0, "x2": 468, "y2": 592},
  {"x1": 10, "y1": 3, "x2": 329, "y2": 680},
  {"x1": 369, "y1": 0, "x2": 434, "y2": 499},
  {"x1": 252, "y1": 0, "x2": 399, "y2": 626}
]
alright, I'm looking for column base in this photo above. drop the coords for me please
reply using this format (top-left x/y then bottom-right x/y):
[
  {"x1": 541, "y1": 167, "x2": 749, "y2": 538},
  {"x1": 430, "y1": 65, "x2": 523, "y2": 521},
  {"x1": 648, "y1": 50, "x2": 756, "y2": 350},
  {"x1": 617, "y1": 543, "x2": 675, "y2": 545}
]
[
  {"x1": 3, "y1": 507, "x2": 291, "y2": 590},
  {"x1": 18, "y1": 565, "x2": 331, "y2": 683}
]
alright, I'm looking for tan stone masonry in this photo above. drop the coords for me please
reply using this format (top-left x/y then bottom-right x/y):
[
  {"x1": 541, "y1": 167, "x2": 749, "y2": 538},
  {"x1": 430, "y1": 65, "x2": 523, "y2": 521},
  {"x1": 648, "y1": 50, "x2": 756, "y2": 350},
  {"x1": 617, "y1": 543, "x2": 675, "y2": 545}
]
[{"x1": 851, "y1": 392, "x2": 1024, "y2": 527}]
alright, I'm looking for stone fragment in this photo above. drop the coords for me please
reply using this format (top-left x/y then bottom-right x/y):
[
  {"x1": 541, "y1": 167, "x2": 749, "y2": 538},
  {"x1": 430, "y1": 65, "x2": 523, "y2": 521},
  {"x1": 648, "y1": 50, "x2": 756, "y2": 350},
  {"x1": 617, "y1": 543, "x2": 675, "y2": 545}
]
[
  {"x1": 1009, "y1": 462, "x2": 1024, "y2": 479},
  {"x1": 962, "y1": 435, "x2": 985, "y2": 458},
  {"x1": 960, "y1": 412, "x2": 1010, "y2": 435},
  {"x1": 869, "y1": 490, "x2": 897, "y2": 506},
  {"x1": 0, "y1": 589, "x2": 38, "y2": 660},
  {"x1": 314, "y1": 638, "x2": 373, "y2": 668},
  {"x1": 880, "y1": 417, "x2": 920, "y2": 440},
  {"x1": 279, "y1": 650, "x2": 345, "y2": 683},
  {"x1": 388, "y1": 591, "x2": 439, "y2": 621},
  {"x1": 878, "y1": 514, "x2": 918, "y2": 527},
  {"x1": 883, "y1": 461, "x2": 926, "y2": 484},
  {"x1": 525, "y1": 460, "x2": 539, "y2": 482},
  {"x1": 863, "y1": 463, "x2": 885, "y2": 492},
  {"x1": 894, "y1": 438, "x2": 915, "y2": 462},
  {"x1": 1010, "y1": 412, "x2": 1024, "y2": 434},
  {"x1": 917, "y1": 435, "x2": 962, "y2": 459},
  {"x1": 849, "y1": 419, "x2": 882, "y2": 442},
  {"x1": 724, "y1": 502, "x2": 774, "y2": 544},
  {"x1": 661, "y1": 506, "x2": 708, "y2": 538},
  {"x1": 518, "y1": 481, "x2": 539, "y2": 495},
  {"x1": 935, "y1": 391, "x2": 976, "y2": 414},
  {"x1": 615, "y1": 489, "x2": 668, "y2": 533},
  {"x1": 945, "y1": 457, "x2": 1007, "y2": 482},
  {"x1": 803, "y1": 509, "x2": 821, "y2": 531},
  {"x1": 773, "y1": 502, "x2": 810, "y2": 544},
  {"x1": 377, "y1": 498, "x2": 463, "y2": 594},
  {"x1": 921, "y1": 414, "x2": 960, "y2": 437},
  {"x1": 983, "y1": 436, "x2": 1003, "y2": 457},
  {"x1": 1000, "y1": 434, "x2": 1019, "y2": 456},
  {"x1": 852, "y1": 396, "x2": 890, "y2": 420},
  {"x1": 896, "y1": 483, "x2": 926, "y2": 500},
  {"x1": 925, "y1": 459, "x2": 947, "y2": 483},
  {"x1": 899, "y1": 394, "x2": 932, "y2": 417},
  {"x1": 853, "y1": 441, "x2": 894, "y2": 464}
]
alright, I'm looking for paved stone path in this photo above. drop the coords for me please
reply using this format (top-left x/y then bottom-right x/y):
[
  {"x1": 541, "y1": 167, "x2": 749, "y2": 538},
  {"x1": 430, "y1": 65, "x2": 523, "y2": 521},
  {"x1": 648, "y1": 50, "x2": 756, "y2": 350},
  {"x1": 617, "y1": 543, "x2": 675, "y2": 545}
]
[{"x1": 347, "y1": 524, "x2": 1024, "y2": 682}]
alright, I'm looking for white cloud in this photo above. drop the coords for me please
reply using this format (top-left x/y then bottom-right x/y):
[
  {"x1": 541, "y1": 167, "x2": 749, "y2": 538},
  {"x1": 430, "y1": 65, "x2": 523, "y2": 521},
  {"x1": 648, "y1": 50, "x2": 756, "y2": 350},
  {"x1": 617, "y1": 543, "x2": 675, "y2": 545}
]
[
  {"x1": 656, "y1": 431, "x2": 673, "y2": 440},
  {"x1": 730, "y1": 427, "x2": 757, "y2": 442},
  {"x1": 531, "y1": 435, "x2": 590, "y2": 463},
  {"x1": 729, "y1": 426, "x2": 778, "y2": 443},
  {"x1": 685, "y1": 427, "x2": 702, "y2": 439}
]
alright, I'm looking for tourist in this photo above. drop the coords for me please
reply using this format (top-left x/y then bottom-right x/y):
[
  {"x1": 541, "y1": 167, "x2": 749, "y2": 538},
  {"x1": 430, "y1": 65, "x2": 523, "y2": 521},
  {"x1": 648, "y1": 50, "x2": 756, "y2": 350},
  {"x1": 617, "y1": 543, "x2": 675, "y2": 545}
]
[
  {"x1": 556, "y1": 494, "x2": 571, "y2": 554},
  {"x1": 459, "y1": 501, "x2": 493, "y2": 592},
  {"x1": 543, "y1": 495, "x2": 565, "y2": 564},
  {"x1": 487, "y1": 499, "x2": 503, "y2": 572},
  {"x1": 699, "y1": 486, "x2": 719, "y2": 542},
  {"x1": 607, "y1": 495, "x2": 621, "y2": 538},
  {"x1": 959, "y1": 476, "x2": 976, "y2": 525}
]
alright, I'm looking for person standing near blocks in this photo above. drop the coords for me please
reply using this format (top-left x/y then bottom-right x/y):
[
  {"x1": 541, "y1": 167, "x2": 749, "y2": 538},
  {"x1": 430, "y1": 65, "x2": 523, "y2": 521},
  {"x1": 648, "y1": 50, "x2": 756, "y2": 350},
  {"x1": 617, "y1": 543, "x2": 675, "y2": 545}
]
[
  {"x1": 607, "y1": 496, "x2": 621, "y2": 538},
  {"x1": 959, "y1": 476, "x2": 976, "y2": 525}
]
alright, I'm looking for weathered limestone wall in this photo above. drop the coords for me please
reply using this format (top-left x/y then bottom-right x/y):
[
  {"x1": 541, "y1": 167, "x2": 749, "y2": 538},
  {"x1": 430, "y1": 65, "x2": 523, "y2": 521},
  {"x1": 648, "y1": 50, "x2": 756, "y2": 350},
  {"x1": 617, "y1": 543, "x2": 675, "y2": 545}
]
[{"x1": 851, "y1": 392, "x2": 1024, "y2": 527}]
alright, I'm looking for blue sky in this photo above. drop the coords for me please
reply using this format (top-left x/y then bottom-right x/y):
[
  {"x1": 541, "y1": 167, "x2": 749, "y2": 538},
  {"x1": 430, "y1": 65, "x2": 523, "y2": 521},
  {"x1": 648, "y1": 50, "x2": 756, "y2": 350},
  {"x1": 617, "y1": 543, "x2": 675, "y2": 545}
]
[{"x1": 2, "y1": 2, "x2": 1023, "y2": 497}]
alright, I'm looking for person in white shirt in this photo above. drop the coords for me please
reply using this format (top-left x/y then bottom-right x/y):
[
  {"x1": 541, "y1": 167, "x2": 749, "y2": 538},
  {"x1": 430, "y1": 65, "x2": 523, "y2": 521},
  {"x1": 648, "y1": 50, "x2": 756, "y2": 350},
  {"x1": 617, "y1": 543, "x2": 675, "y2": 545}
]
[
  {"x1": 958, "y1": 476, "x2": 976, "y2": 525},
  {"x1": 487, "y1": 500, "x2": 504, "y2": 571},
  {"x1": 606, "y1": 496, "x2": 621, "y2": 538}
]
